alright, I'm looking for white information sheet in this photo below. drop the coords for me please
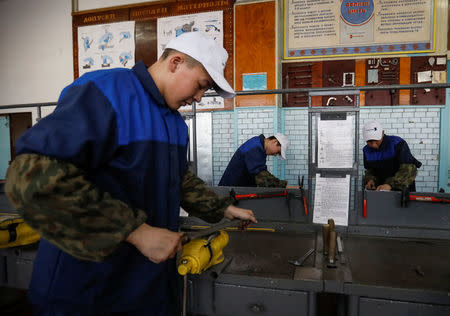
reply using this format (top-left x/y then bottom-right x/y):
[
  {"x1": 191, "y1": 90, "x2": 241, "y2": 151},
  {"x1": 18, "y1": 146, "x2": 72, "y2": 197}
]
[
  {"x1": 157, "y1": 11, "x2": 224, "y2": 109},
  {"x1": 78, "y1": 21, "x2": 135, "y2": 76},
  {"x1": 313, "y1": 174, "x2": 350, "y2": 226},
  {"x1": 317, "y1": 116, "x2": 354, "y2": 168}
]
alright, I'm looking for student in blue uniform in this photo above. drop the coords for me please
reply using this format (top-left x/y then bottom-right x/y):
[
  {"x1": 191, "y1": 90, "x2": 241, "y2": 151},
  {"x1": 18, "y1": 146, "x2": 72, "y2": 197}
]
[
  {"x1": 219, "y1": 133, "x2": 290, "y2": 187},
  {"x1": 5, "y1": 32, "x2": 256, "y2": 316},
  {"x1": 362, "y1": 120, "x2": 421, "y2": 192}
]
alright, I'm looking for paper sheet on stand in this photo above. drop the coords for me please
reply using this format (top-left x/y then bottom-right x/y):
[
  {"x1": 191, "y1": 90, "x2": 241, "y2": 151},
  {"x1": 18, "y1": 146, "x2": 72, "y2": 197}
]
[
  {"x1": 313, "y1": 174, "x2": 350, "y2": 226},
  {"x1": 317, "y1": 117, "x2": 354, "y2": 168}
]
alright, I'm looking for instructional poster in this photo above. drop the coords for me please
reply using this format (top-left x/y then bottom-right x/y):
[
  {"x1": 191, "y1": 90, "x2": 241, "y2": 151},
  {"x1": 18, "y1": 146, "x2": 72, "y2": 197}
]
[
  {"x1": 78, "y1": 21, "x2": 135, "y2": 76},
  {"x1": 313, "y1": 174, "x2": 350, "y2": 226},
  {"x1": 284, "y1": 0, "x2": 434, "y2": 58},
  {"x1": 157, "y1": 11, "x2": 225, "y2": 110}
]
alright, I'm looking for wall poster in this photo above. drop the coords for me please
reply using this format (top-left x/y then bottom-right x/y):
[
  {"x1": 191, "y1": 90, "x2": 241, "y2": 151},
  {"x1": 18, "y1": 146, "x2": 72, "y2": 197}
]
[
  {"x1": 284, "y1": 0, "x2": 435, "y2": 59},
  {"x1": 157, "y1": 11, "x2": 224, "y2": 110},
  {"x1": 78, "y1": 21, "x2": 135, "y2": 76}
]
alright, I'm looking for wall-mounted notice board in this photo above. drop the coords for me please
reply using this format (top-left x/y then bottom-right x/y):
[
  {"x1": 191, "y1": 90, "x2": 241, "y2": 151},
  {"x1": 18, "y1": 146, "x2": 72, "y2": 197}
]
[
  {"x1": 72, "y1": 0, "x2": 235, "y2": 110},
  {"x1": 284, "y1": 0, "x2": 436, "y2": 59}
]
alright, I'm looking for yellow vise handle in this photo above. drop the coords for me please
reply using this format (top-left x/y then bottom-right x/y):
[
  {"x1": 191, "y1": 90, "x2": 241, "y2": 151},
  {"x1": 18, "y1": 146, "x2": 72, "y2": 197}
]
[{"x1": 178, "y1": 230, "x2": 229, "y2": 275}]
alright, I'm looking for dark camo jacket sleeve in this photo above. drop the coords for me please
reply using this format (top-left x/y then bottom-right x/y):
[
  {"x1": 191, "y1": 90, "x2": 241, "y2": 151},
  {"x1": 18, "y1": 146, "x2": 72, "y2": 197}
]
[
  {"x1": 181, "y1": 170, "x2": 232, "y2": 223},
  {"x1": 255, "y1": 170, "x2": 287, "y2": 188},
  {"x1": 5, "y1": 154, "x2": 147, "y2": 262}
]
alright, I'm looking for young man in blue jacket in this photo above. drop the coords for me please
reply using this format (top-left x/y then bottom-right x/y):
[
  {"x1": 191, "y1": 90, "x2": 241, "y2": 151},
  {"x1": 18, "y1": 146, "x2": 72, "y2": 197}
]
[
  {"x1": 219, "y1": 133, "x2": 290, "y2": 187},
  {"x1": 362, "y1": 120, "x2": 421, "y2": 192},
  {"x1": 5, "y1": 32, "x2": 256, "y2": 316}
]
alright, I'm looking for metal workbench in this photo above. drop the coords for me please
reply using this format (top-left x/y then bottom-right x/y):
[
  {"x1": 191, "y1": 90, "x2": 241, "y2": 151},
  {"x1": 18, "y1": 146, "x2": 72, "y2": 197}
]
[{"x1": 180, "y1": 186, "x2": 450, "y2": 316}]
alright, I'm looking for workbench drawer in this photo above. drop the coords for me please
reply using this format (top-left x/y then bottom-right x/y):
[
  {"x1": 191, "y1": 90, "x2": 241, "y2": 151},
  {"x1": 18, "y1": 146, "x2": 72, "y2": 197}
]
[
  {"x1": 0, "y1": 246, "x2": 37, "y2": 289},
  {"x1": 359, "y1": 297, "x2": 450, "y2": 316},
  {"x1": 214, "y1": 283, "x2": 310, "y2": 316}
]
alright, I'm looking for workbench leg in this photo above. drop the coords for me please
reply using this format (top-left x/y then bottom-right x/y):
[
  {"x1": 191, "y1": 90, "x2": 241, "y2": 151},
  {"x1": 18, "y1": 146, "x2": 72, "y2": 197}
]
[
  {"x1": 347, "y1": 295, "x2": 359, "y2": 316},
  {"x1": 337, "y1": 294, "x2": 346, "y2": 316},
  {"x1": 308, "y1": 291, "x2": 316, "y2": 316}
]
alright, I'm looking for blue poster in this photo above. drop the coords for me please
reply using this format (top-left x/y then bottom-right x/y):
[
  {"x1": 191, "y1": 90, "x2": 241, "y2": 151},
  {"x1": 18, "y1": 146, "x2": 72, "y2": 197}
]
[{"x1": 243, "y1": 73, "x2": 267, "y2": 91}]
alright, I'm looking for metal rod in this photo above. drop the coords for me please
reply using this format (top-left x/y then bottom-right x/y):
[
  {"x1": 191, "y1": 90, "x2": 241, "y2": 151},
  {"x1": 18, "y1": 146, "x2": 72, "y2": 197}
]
[
  {"x1": 202, "y1": 82, "x2": 450, "y2": 97},
  {"x1": 182, "y1": 274, "x2": 187, "y2": 316},
  {"x1": 0, "y1": 102, "x2": 57, "y2": 110},
  {"x1": 1, "y1": 82, "x2": 447, "y2": 111},
  {"x1": 192, "y1": 101, "x2": 197, "y2": 175},
  {"x1": 36, "y1": 105, "x2": 42, "y2": 122}
]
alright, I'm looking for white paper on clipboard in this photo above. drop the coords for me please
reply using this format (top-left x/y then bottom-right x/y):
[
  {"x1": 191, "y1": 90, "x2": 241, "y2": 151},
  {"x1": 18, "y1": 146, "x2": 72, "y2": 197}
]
[
  {"x1": 312, "y1": 174, "x2": 350, "y2": 226},
  {"x1": 317, "y1": 116, "x2": 354, "y2": 168}
]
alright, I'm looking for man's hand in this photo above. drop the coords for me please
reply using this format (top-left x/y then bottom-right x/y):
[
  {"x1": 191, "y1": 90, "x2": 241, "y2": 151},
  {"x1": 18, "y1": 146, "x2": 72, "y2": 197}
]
[
  {"x1": 365, "y1": 180, "x2": 376, "y2": 190},
  {"x1": 376, "y1": 184, "x2": 392, "y2": 191},
  {"x1": 224, "y1": 205, "x2": 257, "y2": 224},
  {"x1": 126, "y1": 223, "x2": 184, "y2": 264}
]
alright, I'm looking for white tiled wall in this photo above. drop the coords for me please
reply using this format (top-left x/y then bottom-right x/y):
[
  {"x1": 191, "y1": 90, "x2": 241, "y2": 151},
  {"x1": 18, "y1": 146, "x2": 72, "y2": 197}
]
[
  {"x1": 212, "y1": 106, "x2": 441, "y2": 192},
  {"x1": 212, "y1": 108, "x2": 276, "y2": 184},
  {"x1": 212, "y1": 111, "x2": 234, "y2": 184}
]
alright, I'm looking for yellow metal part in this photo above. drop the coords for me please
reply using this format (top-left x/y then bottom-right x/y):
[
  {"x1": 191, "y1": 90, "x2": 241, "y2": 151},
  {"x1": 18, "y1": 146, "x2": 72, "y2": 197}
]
[
  {"x1": 0, "y1": 213, "x2": 40, "y2": 248},
  {"x1": 178, "y1": 230, "x2": 229, "y2": 275}
]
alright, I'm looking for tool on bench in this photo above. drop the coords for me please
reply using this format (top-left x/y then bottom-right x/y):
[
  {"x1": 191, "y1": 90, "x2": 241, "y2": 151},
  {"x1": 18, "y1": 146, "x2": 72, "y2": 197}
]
[
  {"x1": 409, "y1": 194, "x2": 450, "y2": 203},
  {"x1": 323, "y1": 219, "x2": 337, "y2": 268},
  {"x1": 401, "y1": 189, "x2": 450, "y2": 207},
  {"x1": 288, "y1": 248, "x2": 315, "y2": 266},
  {"x1": 362, "y1": 189, "x2": 367, "y2": 218},
  {"x1": 230, "y1": 189, "x2": 295, "y2": 219},
  {"x1": 322, "y1": 224, "x2": 330, "y2": 256},
  {"x1": 297, "y1": 175, "x2": 308, "y2": 216},
  {"x1": 182, "y1": 219, "x2": 242, "y2": 244},
  {"x1": 179, "y1": 219, "x2": 247, "y2": 276},
  {"x1": 230, "y1": 189, "x2": 288, "y2": 201},
  {"x1": 178, "y1": 230, "x2": 229, "y2": 275}
]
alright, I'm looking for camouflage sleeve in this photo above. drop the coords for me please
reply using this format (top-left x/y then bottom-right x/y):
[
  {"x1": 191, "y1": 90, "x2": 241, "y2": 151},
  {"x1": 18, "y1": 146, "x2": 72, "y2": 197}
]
[
  {"x1": 255, "y1": 170, "x2": 287, "y2": 188},
  {"x1": 181, "y1": 170, "x2": 232, "y2": 223},
  {"x1": 5, "y1": 153, "x2": 147, "y2": 262},
  {"x1": 384, "y1": 163, "x2": 418, "y2": 191},
  {"x1": 364, "y1": 169, "x2": 378, "y2": 185}
]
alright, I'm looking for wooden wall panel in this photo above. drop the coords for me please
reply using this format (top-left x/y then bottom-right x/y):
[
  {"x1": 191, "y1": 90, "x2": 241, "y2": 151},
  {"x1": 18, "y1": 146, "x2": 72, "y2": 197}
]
[
  {"x1": 365, "y1": 58, "x2": 400, "y2": 106},
  {"x1": 355, "y1": 59, "x2": 366, "y2": 106},
  {"x1": 235, "y1": 1, "x2": 275, "y2": 107},
  {"x1": 399, "y1": 57, "x2": 411, "y2": 105},
  {"x1": 410, "y1": 56, "x2": 446, "y2": 105},
  {"x1": 322, "y1": 60, "x2": 355, "y2": 106},
  {"x1": 311, "y1": 62, "x2": 322, "y2": 106}
]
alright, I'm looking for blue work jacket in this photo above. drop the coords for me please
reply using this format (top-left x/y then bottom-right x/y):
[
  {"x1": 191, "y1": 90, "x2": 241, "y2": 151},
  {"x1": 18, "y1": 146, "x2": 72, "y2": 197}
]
[
  {"x1": 16, "y1": 61, "x2": 188, "y2": 315},
  {"x1": 363, "y1": 134, "x2": 421, "y2": 189},
  {"x1": 219, "y1": 134, "x2": 267, "y2": 187}
]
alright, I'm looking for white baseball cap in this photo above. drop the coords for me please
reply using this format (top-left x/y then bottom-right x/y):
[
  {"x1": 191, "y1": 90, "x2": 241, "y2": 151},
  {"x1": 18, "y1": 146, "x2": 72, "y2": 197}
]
[
  {"x1": 165, "y1": 31, "x2": 235, "y2": 98},
  {"x1": 363, "y1": 121, "x2": 383, "y2": 141},
  {"x1": 274, "y1": 133, "x2": 290, "y2": 160}
]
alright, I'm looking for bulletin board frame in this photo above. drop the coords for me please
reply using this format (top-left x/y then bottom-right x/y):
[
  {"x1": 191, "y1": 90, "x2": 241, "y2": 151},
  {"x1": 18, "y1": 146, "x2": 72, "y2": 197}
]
[
  {"x1": 284, "y1": 0, "x2": 436, "y2": 59},
  {"x1": 72, "y1": 0, "x2": 235, "y2": 110}
]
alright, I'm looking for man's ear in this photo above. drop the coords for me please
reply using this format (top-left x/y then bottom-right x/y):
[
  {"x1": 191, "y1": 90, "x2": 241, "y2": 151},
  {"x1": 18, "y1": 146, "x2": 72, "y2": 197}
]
[{"x1": 168, "y1": 54, "x2": 184, "y2": 73}]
